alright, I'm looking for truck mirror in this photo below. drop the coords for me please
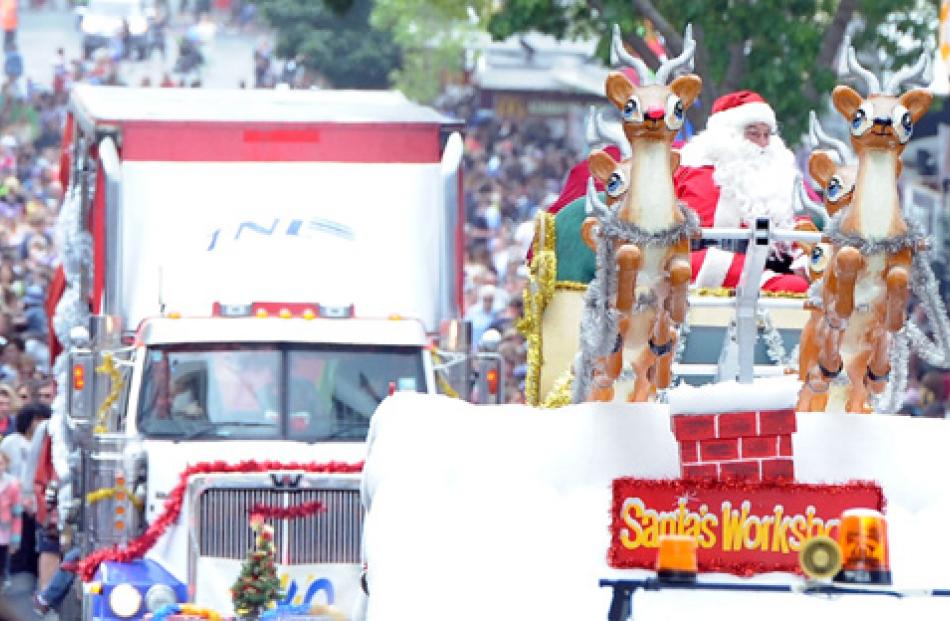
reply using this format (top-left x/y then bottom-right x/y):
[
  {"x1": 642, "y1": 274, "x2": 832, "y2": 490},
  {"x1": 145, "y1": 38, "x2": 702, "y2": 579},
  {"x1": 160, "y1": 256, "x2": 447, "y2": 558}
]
[{"x1": 67, "y1": 350, "x2": 95, "y2": 421}]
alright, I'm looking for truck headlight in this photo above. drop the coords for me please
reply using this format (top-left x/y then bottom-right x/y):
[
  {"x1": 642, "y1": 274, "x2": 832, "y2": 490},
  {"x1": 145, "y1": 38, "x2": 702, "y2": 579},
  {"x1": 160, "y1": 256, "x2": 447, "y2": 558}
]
[
  {"x1": 108, "y1": 583, "x2": 142, "y2": 618},
  {"x1": 145, "y1": 584, "x2": 177, "y2": 612}
]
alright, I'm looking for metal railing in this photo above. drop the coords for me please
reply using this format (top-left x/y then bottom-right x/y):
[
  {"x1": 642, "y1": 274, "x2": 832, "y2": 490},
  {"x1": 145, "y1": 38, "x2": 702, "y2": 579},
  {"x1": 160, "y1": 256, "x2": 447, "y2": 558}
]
[{"x1": 683, "y1": 219, "x2": 822, "y2": 384}]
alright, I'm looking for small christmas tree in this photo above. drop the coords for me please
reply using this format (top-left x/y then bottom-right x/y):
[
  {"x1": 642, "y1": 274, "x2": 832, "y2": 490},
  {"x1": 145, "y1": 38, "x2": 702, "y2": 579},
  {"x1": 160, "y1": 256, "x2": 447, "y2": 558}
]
[{"x1": 231, "y1": 514, "x2": 282, "y2": 618}]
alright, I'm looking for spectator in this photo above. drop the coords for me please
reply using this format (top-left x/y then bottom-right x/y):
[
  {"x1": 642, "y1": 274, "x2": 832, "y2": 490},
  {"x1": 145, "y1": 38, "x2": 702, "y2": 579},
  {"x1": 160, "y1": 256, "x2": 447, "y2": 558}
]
[
  {"x1": 4, "y1": 402, "x2": 50, "y2": 579},
  {"x1": 0, "y1": 383, "x2": 16, "y2": 436},
  {"x1": 0, "y1": 449, "x2": 21, "y2": 584},
  {"x1": 1, "y1": 335, "x2": 22, "y2": 382},
  {"x1": 464, "y1": 285, "x2": 498, "y2": 348}
]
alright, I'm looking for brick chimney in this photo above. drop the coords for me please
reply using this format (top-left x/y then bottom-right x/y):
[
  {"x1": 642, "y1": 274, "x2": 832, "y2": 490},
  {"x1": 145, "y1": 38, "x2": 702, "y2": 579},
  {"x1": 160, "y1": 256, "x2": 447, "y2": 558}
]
[{"x1": 671, "y1": 409, "x2": 796, "y2": 482}]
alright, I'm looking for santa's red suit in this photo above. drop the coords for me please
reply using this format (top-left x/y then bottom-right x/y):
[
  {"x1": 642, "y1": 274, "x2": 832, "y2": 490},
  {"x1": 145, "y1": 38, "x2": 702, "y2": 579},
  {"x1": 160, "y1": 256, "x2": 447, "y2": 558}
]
[{"x1": 674, "y1": 90, "x2": 808, "y2": 293}]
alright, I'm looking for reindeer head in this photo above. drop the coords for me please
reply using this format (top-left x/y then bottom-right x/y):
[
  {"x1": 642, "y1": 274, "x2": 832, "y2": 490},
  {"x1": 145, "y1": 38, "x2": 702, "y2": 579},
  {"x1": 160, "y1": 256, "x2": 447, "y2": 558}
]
[
  {"x1": 808, "y1": 151, "x2": 856, "y2": 218},
  {"x1": 588, "y1": 148, "x2": 628, "y2": 207},
  {"x1": 607, "y1": 24, "x2": 702, "y2": 144},
  {"x1": 805, "y1": 111, "x2": 857, "y2": 217},
  {"x1": 584, "y1": 105, "x2": 631, "y2": 209},
  {"x1": 832, "y1": 47, "x2": 933, "y2": 154}
]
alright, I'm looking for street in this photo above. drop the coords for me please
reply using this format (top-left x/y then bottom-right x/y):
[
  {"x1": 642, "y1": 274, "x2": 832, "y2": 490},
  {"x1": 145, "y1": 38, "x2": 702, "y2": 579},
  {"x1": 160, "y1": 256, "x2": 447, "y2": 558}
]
[{"x1": 19, "y1": 3, "x2": 267, "y2": 90}]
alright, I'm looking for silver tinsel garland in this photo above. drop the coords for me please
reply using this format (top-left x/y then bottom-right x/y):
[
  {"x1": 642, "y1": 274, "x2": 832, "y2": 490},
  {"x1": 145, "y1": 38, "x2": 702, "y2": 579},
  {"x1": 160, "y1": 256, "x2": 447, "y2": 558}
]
[
  {"x1": 825, "y1": 211, "x2": 926, "y2": 256},
  {"x1": 757, "y1": 309, "x2": 793, "y2": 367}
]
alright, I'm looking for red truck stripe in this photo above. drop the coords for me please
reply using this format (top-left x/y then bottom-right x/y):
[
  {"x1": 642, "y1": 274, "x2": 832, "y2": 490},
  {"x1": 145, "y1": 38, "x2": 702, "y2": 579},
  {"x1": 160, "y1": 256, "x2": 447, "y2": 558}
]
[{"x1": 116, "y1": 122, "x2": 443, "y2": 163}]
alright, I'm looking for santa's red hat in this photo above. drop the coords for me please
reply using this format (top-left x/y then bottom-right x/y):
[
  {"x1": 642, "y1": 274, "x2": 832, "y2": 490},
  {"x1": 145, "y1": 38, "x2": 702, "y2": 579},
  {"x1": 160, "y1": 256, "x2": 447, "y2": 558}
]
[{"x1": 706, "y1": 90, "x2": 776, "y2": 133}]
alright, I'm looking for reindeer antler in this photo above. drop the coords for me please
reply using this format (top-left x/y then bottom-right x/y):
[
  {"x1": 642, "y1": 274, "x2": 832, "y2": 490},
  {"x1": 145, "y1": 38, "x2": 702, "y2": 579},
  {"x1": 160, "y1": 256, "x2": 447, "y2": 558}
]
[
  {"x1": 654, "y1": 23, "x2": 695, "y2": 85},
  {"x1": 808, "y1": 111, "x2": 854, "y2": 165},
  {"x1": 585, "y1": 106, "x2": 632, "y2": 159},
  {"x1": 793, "y1": 174, "x2": 830, "y2": 229},
  {"x1": 610, "y1": 24, "x2": 651, "y2": 85},
  {"x1": 843, "y1": 45, "x2": 882, "y2": 95},
  {"x1": 883, "y1": 53, "x2": 931, "y2": 95}
]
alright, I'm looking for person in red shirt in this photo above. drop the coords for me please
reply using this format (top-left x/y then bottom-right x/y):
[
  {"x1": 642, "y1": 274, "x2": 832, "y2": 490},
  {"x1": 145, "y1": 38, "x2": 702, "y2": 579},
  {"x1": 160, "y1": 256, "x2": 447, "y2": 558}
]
[{"x1": 674, "y1": 91, "x2": 809, "y2": 293}]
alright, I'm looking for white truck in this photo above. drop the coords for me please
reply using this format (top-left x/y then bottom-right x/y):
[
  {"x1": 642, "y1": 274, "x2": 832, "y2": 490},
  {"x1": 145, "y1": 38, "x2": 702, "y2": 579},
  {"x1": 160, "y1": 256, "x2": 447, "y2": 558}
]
[{"x1": 49, "y1": 85, "x2": 487, "y2": 620}]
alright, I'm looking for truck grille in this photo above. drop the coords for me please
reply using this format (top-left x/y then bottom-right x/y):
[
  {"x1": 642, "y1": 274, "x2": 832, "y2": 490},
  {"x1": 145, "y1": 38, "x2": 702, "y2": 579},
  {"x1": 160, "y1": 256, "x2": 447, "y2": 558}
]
[{"x1": 197, "y1": 488, "x2": 363, "y2": 564}]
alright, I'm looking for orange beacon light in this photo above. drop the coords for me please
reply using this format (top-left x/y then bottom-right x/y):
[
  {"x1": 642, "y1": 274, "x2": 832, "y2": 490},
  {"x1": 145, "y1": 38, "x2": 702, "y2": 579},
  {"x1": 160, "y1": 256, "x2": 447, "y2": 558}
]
[
  {"x1": 656, "y1": 535, "x2": 698, "y2": 583},
  {"x1": 835, "y1": 508, "x2": 891, "y2": 585}
]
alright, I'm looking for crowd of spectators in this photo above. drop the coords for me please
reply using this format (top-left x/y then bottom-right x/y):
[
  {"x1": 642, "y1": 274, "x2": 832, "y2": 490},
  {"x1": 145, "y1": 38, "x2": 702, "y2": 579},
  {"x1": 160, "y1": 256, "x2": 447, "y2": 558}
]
[{"x1": 448, "y1": 97, "x2": 582, "y2": 404}]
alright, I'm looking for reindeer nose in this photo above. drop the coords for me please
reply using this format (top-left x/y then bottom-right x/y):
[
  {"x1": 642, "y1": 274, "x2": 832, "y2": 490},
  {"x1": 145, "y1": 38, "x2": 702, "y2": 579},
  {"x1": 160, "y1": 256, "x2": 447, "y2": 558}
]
[
  {"x1": 645, "y1": 106, "x2": 664, "y2": 120},
  {"x1": 873, "y1": 117, "x2": 893, "y2": 127}
]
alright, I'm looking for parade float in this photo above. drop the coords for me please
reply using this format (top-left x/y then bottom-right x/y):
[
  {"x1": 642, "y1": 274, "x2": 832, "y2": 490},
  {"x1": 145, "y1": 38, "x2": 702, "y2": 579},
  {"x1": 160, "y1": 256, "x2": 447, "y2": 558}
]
[{"x1": 358, "y1": 25, "x2": 950, "y2": 621}]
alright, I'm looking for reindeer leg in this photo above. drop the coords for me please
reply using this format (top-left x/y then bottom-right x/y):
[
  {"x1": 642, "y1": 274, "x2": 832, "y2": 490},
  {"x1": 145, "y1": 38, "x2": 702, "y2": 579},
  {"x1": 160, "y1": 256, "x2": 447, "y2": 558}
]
[
  {"x1": 628, "y1": 349, "x2": 655, "y2": 403},
  {"x1": 866, "y1": 325, "x2": 890, "y2": 395},
  {"x1": 845, "y1": 350, "x2": 873, "y2": 414},
  {"x1": 832, "y1": 247, "x2": 864, "y2": 320},
  {"x1": 813, "y1": 318, "x2": 843, "y2": 394},
  {"x1": 587, "y1": 321, "x2": 627, "y2": 402},
  {"x1": 588, "y1": 350, "x2": 622, "y2": 401},
  {"x1": 884, "y1": 266, "x2": 910, "y2": 333},
  {"x1": 650, "y1": 311, "x2": 675, "y2": 391},
  {"x1": 615, "y1": 244, "x2": 642, "y2": 316},
  {"x1": 654, "y1": 325, "x2": 678, "y2": 390},
  {"x1": 667, "y1": 239, "x2": 691, "y2": 324}
]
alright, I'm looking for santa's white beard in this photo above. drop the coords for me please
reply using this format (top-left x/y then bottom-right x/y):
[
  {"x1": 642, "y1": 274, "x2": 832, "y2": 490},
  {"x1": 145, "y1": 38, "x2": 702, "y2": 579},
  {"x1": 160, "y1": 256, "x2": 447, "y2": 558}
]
[{"x1": 679, "y1": 127, "x2": 799, "y2": 231}]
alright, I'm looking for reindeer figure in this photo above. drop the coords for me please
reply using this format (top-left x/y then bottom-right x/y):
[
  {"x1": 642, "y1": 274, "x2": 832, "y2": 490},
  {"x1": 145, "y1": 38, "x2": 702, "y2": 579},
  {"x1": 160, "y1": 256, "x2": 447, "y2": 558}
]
[
  {"x1": 573, "y1": 24, "x2": 701, "y2": 403},
  {"x1": 802, "y1": 49, "x2": 931, "y2": 412},
  {"x1": 796, "y1": 112, "x2": 859, "y2": 411},
  {"x1": 521, "y1": 106, "x2": 632, "y2": 406}
]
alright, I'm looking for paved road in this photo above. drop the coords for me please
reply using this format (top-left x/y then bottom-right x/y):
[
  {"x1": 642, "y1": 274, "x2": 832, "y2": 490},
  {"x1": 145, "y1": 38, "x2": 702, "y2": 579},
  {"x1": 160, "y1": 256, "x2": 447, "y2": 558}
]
[{"x1": 19, "y1": 4, "x2": 269, "y2": 90}]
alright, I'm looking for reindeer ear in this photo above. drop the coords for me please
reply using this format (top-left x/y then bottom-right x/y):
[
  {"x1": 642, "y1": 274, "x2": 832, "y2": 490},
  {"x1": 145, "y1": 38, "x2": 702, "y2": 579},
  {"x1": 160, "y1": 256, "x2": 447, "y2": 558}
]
[
  {"x1": 605, "y1": 72, "x2": 635, "y2": 111},
  {"x1": 831, "y1": 86, "x2": 863, "y2": 121},
  {"x1": 808, "y1": 151, "x2": 837, "y2": 188},
  {"x1": 900, "y1": 88, "x2": 933, "y2": 123},
  {"x1": 670, "y1": 75, "x2": 702, "y2": 109},
  {"x1": 588, "y1": 149, "x2": 619, "y2": 182}
]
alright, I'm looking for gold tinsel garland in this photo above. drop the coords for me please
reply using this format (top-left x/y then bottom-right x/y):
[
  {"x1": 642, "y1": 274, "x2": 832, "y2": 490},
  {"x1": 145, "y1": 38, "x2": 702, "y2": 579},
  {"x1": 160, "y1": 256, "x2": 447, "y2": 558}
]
[
  {"x1": 540, "y1": 368, "x2": 575, "y2": 408},
  {"x1": 94, "y1": 353, "x2": 124, "y2": 434},
  {"x1": 518, "y1": 210, "x2": 559, "y2": 406},
  {"x1": 86, "y1": 485, "x2": 144, "y2": 511},
  {"x1": 693, "y1": 287, "x2": 807, "y2": 299}
]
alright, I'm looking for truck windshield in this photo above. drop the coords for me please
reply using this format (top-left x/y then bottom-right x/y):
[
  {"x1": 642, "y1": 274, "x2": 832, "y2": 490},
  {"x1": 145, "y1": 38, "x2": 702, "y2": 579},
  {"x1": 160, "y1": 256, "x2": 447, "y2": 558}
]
[{"x1": 136, "y1": 343, "x2": 425, "y2": 441}]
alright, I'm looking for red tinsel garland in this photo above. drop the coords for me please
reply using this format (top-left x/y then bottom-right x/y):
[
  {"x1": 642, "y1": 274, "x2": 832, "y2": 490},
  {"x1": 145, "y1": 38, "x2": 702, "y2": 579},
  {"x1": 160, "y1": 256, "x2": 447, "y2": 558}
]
[
  {"x1": 249, "y1": 500, "x2": 326, "y2": 520},
  {"x1": 76, "y1": 459, "x2": 363, "y2": 582}
]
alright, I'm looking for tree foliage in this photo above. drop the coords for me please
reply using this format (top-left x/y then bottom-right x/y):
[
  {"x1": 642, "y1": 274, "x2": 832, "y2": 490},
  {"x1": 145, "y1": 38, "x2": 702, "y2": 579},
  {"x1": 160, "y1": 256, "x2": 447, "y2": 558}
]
[
  {"x1": 488, "y1": 0, "x2": 939, "y2": 143},
  {"x1": 371, "y1": 0, "x2": 494, "y2": 103},
  {"x1": 256, "y1": 0, "x2": 400, "y2": 89}
]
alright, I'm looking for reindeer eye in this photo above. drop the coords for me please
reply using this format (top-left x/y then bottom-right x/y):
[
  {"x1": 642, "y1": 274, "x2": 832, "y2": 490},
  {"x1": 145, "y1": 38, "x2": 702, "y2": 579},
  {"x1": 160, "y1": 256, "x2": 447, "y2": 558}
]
[
  {"x1": 810, "y1": 244, "x2": 831, "y2": 273},
  {"x1": 664, "y1": 95, "x2": 685, "y2": 131},
  {"x1": 850, "y1": 103, "x2": 873, "y2": 136},
  {"x1": 622, "y1": 97, "x2": 643, "y2": 122},
  {"x1": 826, "y1": 176, "x2": 844, "y2": 202},
  {"x1": 892, "y1": 104, "x2": 913, "y2": 143},
  {"x1": 851, "y1": 109, "x2": 865, "y2": 129},
  {"x1": 605, "y1": 169, "x2": 627, "y2": 198}
]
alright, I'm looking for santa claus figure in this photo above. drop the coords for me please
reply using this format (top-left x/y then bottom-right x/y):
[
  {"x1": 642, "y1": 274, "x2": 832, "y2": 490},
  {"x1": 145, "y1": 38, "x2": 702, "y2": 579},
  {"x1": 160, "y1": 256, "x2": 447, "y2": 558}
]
[{"x1": 675, "y1": 90, "x2": 809, "y2": 293}]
